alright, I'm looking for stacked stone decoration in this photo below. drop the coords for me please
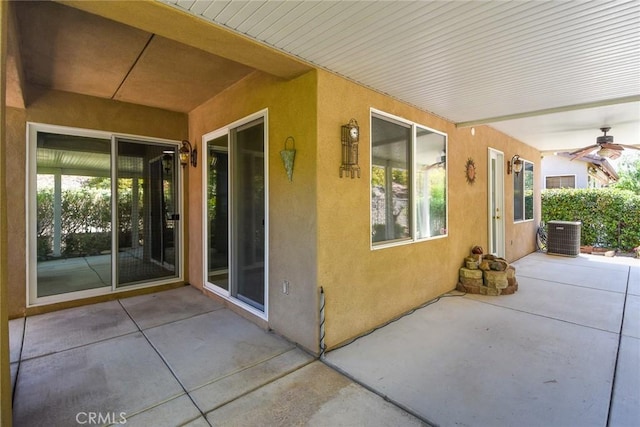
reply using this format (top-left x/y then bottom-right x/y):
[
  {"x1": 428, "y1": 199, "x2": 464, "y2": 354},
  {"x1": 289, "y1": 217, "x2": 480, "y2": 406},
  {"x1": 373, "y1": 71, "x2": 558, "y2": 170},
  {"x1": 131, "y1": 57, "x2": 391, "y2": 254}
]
[{"x1": 457, "y1": 248, "x2": 518, "y2": 295}]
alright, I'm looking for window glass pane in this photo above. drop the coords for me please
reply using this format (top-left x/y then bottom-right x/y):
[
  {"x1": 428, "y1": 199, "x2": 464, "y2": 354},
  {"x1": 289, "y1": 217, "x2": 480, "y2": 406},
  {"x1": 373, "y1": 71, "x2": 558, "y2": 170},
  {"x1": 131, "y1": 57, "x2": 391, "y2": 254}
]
[
  {"x1": 371, "y1": 116, "x2": 411, "y2": 244},
  {"x1": 207, "y1": 136, "x2": 229, "y2": 290},
  {"x1": 415, "y1": 127, "x2": 447, "y2": 238},
  {"x1": 524, "y1": 161, "x2": 534, "y2": 220},
  {"x1": 514, "y1": 171, "x2": 524, "y2": 221},
  {"x1": 232, "y1": 119, "x2": 265, "y2": 310},
  {"x1": 546, "y1": 175, "x2": 575, "y2": 189},
  {"x1": 36, "y1": 132, "x2": 112, "y2": 297},
  {"x1": 514, "y1": 160, "x2": 534, "y2": 221},
  {"x1": 117, "y1": 140, "x2": 178, "y2": 287}
]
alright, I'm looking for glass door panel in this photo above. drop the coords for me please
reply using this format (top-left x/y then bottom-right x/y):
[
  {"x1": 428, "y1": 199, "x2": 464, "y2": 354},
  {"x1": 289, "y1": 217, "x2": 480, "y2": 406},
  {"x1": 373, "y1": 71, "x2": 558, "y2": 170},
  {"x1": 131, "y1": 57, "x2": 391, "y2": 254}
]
[
  {"x1": 207, "y1": 136, "x2": 229, "y2": 289},
  {"x1": 232, "y1": 119, "x2": 265, "y2": 310},
  {"x1": 35, "y1": 132, "x2": 112, "y2": 297},
  {"x1": 488, "y1": 149, "x2": 505, "y2": 257},
  {"x1": 117, "y1": 140, "x2": 178, "y2": 287}
]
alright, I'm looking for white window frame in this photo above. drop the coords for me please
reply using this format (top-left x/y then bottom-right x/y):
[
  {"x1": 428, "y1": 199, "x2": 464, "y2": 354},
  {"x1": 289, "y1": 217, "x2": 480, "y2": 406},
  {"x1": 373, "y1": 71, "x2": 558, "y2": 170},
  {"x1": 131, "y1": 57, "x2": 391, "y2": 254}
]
[
  {"x1": 370, "y1": 108, "x2": 448, "y2": 250},
  {"x1": 545, "y1": 174, "x2": 576, "y2": 189}
]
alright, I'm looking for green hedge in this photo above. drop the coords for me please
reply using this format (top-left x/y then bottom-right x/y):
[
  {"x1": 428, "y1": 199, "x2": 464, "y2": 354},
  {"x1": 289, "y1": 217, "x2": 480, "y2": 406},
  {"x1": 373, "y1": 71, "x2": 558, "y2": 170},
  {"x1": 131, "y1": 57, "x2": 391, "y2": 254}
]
[{"x1": 541, "y1": 188, "x2": 640, "y2": 250}]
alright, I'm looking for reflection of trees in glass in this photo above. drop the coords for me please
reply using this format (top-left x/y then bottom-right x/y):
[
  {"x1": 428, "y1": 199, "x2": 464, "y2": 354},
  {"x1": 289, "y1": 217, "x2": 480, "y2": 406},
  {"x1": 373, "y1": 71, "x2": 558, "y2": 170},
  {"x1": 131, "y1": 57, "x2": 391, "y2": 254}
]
[
  {"x1": 117, "y1": 178, "x2": 143, "y2": 247},
  {"x1": 371, "y1": 166, "x2": 410, "y2": 242},
  {"x1": 37, "y1": 176, "x2": 143, "y2": 257},
  {"x1": 371, "y1": 166, "x2": 384, "y2": 187},
  {"x1": 36, "y1": 188, "x2": 54, "y2": 258},
  {"x1": 61, "y1": 185, "x2": 111, "y2": 234},
  {"x1": 514, "y1": 161, "x2": 535, "y2": 221},
  {"x1": 207, "y1": 168, "x2": 218, "y2": 223},
  {"x1": 428, "y1": 168, "x2": 446, "y2": 234},
  {"x1": 524, "y1": 163, "x2": 534, "y2": 220}
]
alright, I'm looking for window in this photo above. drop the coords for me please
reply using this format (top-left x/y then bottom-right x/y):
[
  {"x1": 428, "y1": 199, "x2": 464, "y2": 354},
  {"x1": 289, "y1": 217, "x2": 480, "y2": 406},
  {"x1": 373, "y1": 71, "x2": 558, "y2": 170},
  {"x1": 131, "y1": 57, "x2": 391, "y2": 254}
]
[
  {"x1": 546, "y1": 175, "x2": 575, "y2": 189},
  {"x1": 371, "y1": 111, "x2": 447, "y2": 246},
  {"x1": 514, "y1": 160, "x2": 534, "y2": 221}
]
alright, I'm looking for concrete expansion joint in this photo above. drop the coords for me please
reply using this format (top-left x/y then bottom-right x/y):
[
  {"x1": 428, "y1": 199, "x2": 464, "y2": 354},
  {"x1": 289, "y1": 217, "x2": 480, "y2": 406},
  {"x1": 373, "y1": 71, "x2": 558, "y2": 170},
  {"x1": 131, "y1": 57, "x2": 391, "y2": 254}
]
[
  {"x1": 516, "y1": 272, "x2": 627, "y2": 292},
  {"x1": 320, "y1": 358, "x2": 438, "y2": 427},
  {"x1": 606, "y1": 265, "x2": 632, "y2": 427},
  {"x1": 464, "y1": 296, "x2": 620, "y2": 335},
  {"x1": 18, "y1": 330, "x2": 139, "y2": 363},
  {"x1": 200, "y1": 353, "x2": 316, "y2": 417}
]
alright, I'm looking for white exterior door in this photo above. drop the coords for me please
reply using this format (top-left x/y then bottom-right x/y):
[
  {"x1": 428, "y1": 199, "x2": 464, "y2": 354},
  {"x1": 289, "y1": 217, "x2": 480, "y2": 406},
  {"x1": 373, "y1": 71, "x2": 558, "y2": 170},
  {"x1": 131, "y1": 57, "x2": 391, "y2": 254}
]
[{"x1": 488, "y1": 149, "x2": 505, "y2": 258}]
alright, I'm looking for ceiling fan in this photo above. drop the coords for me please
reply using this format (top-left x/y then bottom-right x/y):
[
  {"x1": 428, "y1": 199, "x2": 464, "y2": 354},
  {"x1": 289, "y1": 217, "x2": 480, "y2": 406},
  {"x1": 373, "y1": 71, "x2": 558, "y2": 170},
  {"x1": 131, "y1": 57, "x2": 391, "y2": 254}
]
[{"x1": 570, "y1": 127, "x2": 640, "y2": 160}]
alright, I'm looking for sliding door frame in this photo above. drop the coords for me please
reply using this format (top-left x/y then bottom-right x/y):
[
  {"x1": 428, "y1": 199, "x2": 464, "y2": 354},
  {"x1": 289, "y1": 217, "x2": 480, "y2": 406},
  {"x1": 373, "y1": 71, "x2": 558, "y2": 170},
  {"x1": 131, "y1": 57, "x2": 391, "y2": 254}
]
[
  {"x1": 26, "y1": 122, "x2": 185, "y2": 307},
  {"x1": 201, "y1": 109, "x2": 269, "y2": 321}
]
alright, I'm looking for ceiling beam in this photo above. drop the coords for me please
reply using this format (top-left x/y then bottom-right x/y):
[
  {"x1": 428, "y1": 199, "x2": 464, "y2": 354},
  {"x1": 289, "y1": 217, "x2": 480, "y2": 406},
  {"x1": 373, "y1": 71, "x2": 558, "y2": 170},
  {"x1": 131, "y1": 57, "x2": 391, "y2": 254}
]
[
  {"x1": 456, "y1": 96, "x2": 640, "y2": 128},
  {"x1": 56, "y1": 0, "x2": 312, "y2": 80}
]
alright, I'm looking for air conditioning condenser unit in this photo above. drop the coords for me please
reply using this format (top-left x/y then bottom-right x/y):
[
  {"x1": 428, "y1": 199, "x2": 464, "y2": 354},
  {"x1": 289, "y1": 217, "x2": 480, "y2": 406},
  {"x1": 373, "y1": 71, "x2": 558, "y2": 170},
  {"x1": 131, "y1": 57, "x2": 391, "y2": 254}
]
[{"x1": 547, "y1": 220, "x2": 581, "y2": 257}]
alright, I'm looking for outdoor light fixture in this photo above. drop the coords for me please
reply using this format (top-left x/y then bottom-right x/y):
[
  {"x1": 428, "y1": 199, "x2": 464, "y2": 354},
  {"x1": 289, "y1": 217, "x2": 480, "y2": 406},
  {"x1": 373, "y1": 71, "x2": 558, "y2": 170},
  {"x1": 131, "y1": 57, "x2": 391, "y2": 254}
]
[
  {"x1": 507, "y1": 154, "x2": 523, "y2": 176},
  {"x1": 179, "y1": 140, "x2": 197, "y2": 168}
]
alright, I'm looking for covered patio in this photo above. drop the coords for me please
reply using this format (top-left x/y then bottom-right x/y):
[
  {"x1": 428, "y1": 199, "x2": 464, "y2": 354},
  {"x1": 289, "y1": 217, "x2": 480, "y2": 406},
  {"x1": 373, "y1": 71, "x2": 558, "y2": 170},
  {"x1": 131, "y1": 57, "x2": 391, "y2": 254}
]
[
  {"x1": 327, "y1": 252, "x2": 639, "y2": 427},
  {"x1": 10, "y1": 252, "x2": 638, "y2": 426}
]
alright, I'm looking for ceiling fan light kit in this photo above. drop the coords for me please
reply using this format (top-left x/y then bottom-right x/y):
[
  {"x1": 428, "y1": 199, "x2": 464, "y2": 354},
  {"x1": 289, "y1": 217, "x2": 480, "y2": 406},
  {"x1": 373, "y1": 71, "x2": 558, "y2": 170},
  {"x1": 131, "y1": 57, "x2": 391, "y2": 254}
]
[{"x1": 570, "y1": 127, "x2": 639, "y2": 160}]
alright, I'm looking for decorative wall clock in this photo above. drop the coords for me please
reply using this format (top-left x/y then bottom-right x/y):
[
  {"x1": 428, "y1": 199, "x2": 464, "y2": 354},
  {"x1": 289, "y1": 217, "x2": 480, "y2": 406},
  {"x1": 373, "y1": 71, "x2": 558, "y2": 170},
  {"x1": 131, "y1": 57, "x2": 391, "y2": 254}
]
[
  {"x1": 340, "y1": 118, "x2": 361, "y2": 178},
  {"x1": 465, "y1": 158, "x2": 476, "y2": 184}
]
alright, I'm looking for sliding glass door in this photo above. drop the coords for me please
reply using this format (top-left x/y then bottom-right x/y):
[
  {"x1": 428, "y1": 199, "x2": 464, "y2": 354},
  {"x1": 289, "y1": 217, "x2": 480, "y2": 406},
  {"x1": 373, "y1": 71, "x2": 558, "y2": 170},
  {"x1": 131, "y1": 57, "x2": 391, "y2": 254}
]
[
  {"x1": 34, "y1": 132, "x2": 113, "y2": 297},
  {"x1": 116, "y1": 139, "x2": 179, "y2": 287},
  {"x1": 232, "y1": 119, "x2": 266, "y2": 310},
  {"x1": 205, "y1": 113, "x2": 267, "y2": 314},
  {"x1": 29, "y1": 124, "x2": 182, "y2": 304}
]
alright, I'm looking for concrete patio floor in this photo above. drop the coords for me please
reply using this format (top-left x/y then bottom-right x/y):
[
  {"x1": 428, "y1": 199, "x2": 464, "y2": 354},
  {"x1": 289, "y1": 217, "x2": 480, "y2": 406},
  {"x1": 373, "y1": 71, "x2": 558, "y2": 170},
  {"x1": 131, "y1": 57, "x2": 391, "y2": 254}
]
[
  {"x1": 9, "y1": 252, "x2": 638, "y2": 426},
  {"x1": 9, "y1": 286, "x2": 423, "y2": 426},
  {"x1": 326, "y1": 252, "x2": 639, "y2": 427}
]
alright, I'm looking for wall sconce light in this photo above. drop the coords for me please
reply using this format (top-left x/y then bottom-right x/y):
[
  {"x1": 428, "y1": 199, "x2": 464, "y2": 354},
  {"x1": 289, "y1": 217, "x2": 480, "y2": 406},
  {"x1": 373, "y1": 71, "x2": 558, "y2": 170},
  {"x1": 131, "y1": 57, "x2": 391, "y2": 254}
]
[
  {"x1": 179, "y1": 140, "x2": 197, "y2": 168},
  {"x1": 340, "y1": 118, "x2": 361, "y2": 178},
  {"x1": 508, "y1": 154, "x2": 523, "y2": 176}
]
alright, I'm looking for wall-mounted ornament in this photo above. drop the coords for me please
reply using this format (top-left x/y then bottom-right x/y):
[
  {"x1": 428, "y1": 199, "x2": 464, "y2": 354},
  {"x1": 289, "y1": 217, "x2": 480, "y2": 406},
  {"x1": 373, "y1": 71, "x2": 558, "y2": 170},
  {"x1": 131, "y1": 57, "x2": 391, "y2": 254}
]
[
  {"x1": 179, "y1": 140, "x2": 197, "y2": 168},
  {"x1": 340, "y1": 118, "x2": 361, "y2": 178},
  {"x1": 280, "y1": 136, "x2": 296, "y2": 182},
  {"x1": 465, "y1": 158, "x2": 477, "y2": 184}
]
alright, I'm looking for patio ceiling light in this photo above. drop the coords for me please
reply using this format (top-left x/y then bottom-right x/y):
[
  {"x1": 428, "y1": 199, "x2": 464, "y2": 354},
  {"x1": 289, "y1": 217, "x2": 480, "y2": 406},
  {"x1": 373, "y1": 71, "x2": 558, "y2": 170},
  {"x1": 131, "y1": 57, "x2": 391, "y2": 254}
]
[
  {"x1": 507, "y1": 154, "x2": 523, "y2": 176},
  {"x1": 179, "y1": 140, "x2": 197, "y2": 168}
]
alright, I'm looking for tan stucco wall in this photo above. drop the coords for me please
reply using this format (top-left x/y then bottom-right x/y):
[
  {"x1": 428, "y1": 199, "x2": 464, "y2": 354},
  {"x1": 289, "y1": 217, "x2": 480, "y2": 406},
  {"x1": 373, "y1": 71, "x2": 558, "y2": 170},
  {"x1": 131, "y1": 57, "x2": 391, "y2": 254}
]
[
  {"x1": 5, "y1": 89, "x2": 187, "y2": 318},
  {"x1": 315, "y1": 70, "x2": 540, "y2": 349},
  {"x1": 1, "y1": 1, "x2": 14, "y2": 423},
  {"x1": 188, "y1": 71, "x2": 319, "y2": 352}
]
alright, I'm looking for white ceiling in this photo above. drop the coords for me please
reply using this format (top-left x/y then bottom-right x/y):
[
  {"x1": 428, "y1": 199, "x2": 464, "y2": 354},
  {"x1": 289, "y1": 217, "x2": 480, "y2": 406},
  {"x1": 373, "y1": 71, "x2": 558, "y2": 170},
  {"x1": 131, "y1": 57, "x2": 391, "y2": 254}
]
[{"x1": 163, "y1": 0, "x2": 640, "y2": 154}]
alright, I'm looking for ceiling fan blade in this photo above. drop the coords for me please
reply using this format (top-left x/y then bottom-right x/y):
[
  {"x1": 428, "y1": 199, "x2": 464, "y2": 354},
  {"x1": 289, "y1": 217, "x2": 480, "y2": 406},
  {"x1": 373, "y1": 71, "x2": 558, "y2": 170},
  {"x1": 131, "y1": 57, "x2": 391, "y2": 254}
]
[
  {"x1": 600, "y1": 143, "x2": 624, "y2": 150},
  {"x1": 616, "y1": 144, "x2": 640, "y2": 151},
  {"x1": 569, "y1": 145, "x2": 598, "y2": 159}
]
